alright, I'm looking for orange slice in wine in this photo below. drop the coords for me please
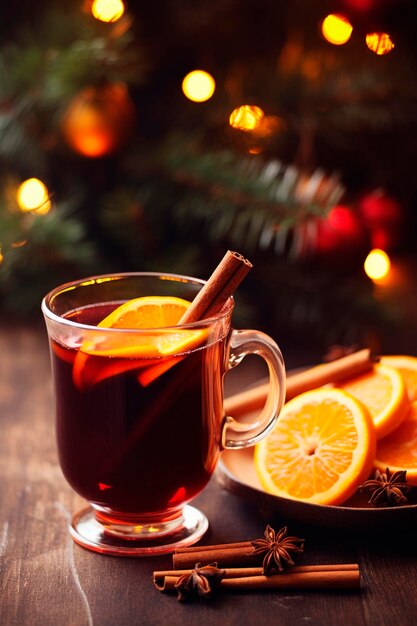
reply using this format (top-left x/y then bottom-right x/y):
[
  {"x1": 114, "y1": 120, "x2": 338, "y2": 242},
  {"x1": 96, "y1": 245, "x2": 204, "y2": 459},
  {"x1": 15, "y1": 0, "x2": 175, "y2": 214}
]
[
  {"x1": 97, "y1": 296, "x2": 190, "y2": 331},
  {"x1": 73, "y1": 296, "x2": 206, "y2": 390}
]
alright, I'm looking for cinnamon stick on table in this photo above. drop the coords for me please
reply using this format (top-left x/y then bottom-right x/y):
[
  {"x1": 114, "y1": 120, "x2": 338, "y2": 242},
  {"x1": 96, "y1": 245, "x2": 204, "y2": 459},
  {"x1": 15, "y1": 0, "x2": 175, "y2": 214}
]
[
  {"x1": 175, "y1": 540, "x2": 253, "y2": 553},
  {"x1": 224, "y1": 348, "x2": 376, "y2": 417},
  {"x1": 219, "y1": 569, "x2": 360, "y2": 591},
  {"x1": 154, "y1": 565, "x2": 361, "y2": 593},
  {"x1": 172, "y1": 539, "x2": 359, "y2": 571},
  {"x1": 161, "y1": 539, "x2": 361, "y2": 594},
  {"x1": 155, "y1": 563, "x2": 359, "y2": 583},
  {"x1": 173, "y1": 543, "x2": 257, "y2": 569}
]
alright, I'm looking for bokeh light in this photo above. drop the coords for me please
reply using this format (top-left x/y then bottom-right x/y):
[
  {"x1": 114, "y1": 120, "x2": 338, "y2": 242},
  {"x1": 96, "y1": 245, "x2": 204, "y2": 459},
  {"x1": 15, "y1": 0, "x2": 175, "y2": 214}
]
[
  {"x1": 364, "y1": 249, "x2": 391, "y2": 281},
  {"x1": 0, "y1": 246, "x2": 3, "y2": 265},
  {"x1": 366, "y1": 33, "x2": 395, "y2": 55},
  {"x1": 91, "y1": 0, "x2": 125, "y2": 22},
  {"x1": 16, "y1": 178, "x2": 51, "y2": 215},
  {"x1": 182, "y1": 70, "x2": 216, "y2": 103},
  {"x1": 229, "y1": 105, "x2": 264, "y2": 131},
  {"x1": 62, "y1": 84, "x2": 136, "y2": 158},
  {"x1": 321, "y1": 14, "x2": 353, "y2": 45}
]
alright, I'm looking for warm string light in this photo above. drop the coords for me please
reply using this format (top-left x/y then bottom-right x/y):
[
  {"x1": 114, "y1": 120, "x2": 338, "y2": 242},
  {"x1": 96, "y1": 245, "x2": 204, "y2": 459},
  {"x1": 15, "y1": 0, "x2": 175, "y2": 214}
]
[
  {"x1": 366, "y1": 33, "x2": 395, "y2": 55},
  {"x1": 321, "y1": 14, "x2": 353, "y2": 45},
  {"x1": 182, "y1": 70, "x2": 216, "y2": 103},
  {"x1": 16, "y1": 178, "x2": 52, "y2": 215},
  {"x1": 91, "y1": 0, "x2": 125, "y2": 22},
  {"x1": 320, "y1": 14, "x2": 395, "y2": 57},
  {"x1": 364, "y1": 249, "x2": 391, "y2": 281},
  {"x1": 229, "y1": 105, "x2": 264, "y2": 131},
  {"x1": 0, "y1": 246, "x2": 3, "y2": 265}
]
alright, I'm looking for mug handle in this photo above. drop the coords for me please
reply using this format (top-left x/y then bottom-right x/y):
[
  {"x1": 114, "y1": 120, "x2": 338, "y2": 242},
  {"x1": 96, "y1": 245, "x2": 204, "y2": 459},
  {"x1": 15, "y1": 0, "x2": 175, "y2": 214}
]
[{"x1": 221, "y1": 329, "x2": 286, "y2": 449}]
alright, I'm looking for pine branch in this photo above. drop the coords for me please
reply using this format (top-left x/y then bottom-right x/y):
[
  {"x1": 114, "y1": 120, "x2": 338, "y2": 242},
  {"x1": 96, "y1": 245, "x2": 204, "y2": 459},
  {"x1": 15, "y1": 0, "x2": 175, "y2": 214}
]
[
  {"x1": 160, "y1": 141, "x2": 344, "y2": 252},
  {"x1": 0, "y1": 199, "x2": 100, "y2": 314},
  {"x1": 0, "y1": 107, "x2": 47, "y2": 169},
  {"x1": 0, "y1": 13, "x2": 146, "y2": 110}
]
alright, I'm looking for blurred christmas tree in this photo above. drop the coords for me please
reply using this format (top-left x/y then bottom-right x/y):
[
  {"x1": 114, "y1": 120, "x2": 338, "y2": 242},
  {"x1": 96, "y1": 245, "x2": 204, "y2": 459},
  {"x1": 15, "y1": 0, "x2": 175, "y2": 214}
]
[{"x1": 1, "y1": 0, "x2": 416, "y2": 355}]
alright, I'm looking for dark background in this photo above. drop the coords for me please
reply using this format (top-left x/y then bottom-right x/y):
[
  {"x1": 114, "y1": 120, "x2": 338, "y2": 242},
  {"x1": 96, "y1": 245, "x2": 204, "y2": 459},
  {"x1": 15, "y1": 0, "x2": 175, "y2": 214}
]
[{"x1": 1, "y1": 0, "x2": 417, "y2": 362}]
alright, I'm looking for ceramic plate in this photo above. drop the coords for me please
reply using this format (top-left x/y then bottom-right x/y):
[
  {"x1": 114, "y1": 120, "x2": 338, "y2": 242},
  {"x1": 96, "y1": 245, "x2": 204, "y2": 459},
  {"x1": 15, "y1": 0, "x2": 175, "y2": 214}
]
[{"x1": 216, "y1": 446, "x2": 417, "y2": 531}]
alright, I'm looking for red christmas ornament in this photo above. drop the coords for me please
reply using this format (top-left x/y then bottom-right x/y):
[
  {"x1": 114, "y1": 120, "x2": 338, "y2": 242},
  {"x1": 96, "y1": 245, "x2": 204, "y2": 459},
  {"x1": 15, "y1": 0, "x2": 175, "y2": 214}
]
[
  {"x1": 61, "y1": 83, "x2": 136, "y2": 158},
  {"x1": 315, "y1": 205, "x2": 366, "y2": 256},
  {"x1": 358, "y1": 190, "x2": 404, "y2": 250},
  {"x1": 295, "y1": 205, "x2": 367, "y2": 259}
]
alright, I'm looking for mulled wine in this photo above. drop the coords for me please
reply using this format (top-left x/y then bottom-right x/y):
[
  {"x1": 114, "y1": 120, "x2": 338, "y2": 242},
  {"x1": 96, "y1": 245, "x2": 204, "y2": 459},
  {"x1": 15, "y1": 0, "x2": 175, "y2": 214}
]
[
  {"x1": 42, "y1": 270, "x2": 285, "y2": 554},
  {"x1": 50, "y1": 302, "x2": 225, "y2": 520}
]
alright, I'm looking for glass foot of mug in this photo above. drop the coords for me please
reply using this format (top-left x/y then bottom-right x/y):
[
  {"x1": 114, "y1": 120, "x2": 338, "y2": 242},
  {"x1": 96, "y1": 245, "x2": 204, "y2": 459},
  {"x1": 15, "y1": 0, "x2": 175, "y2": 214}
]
[{"x1": 69, "y1": 505, "x2": 209, "y2": 556}]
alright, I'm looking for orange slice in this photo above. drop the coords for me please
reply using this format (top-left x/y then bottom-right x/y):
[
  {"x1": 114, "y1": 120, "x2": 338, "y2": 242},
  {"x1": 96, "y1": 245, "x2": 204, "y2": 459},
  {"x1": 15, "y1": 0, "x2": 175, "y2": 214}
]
[
  {"x1": 78, "y1": 296, "x2": 206, "y2": 358},
  {"x1": 97, "y1": 296, "x2": 190, "y2": 331},
  {"x1": 374, "y1": 400, "x2": 417, "y2": 486},
  {"x1": 380, "y1": 355, "x2": 417, "y2": 402},
  {"x1": 254, "y1": 388, "x2": 376, "y2": 505},
  {"x1": 337, "y1": 364, "x2": 409, "y2": 439},
  {"x1": 73, "y1": 296, "x2": 206, "y2": 390}
]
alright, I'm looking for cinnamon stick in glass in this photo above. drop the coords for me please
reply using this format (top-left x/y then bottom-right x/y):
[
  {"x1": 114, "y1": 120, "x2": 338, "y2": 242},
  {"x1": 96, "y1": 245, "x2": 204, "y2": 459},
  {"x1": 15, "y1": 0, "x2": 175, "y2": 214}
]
[
  {"x1": 179, "y1": 250, "x2": 252, "y2": 323},
  {"x1": 224, "y1": 348, "x2": 377, "y2": 417},
  {"x1": 138, "y1": 250, "x2": 252, "y2": 387}
]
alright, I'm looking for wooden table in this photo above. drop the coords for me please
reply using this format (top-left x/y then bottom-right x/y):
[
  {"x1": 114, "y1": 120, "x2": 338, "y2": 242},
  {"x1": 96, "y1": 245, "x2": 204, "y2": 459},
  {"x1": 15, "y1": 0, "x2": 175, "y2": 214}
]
[{"x1": 2, "y1": 324, "x2": 417, "y2": 626}]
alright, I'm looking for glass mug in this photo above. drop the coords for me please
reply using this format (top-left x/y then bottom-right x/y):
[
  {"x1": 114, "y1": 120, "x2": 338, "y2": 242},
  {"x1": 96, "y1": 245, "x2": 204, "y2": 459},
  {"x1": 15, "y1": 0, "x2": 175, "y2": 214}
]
[{"x1": 42, "y1": 272, "x2": 285, "y2": 555}]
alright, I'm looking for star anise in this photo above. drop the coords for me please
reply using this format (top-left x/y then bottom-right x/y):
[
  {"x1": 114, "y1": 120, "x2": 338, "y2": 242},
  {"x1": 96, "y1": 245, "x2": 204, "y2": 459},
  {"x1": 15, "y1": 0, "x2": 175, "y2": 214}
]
[
  {"x1": 251, "y1": 525, "x2": 304, "y2": 575},
  {"x1": 359, "y1": 468, "x2": 411, "y2": 507},
  {"x1": 174, "y1": 563, "x2": 225, "y2": 602}
]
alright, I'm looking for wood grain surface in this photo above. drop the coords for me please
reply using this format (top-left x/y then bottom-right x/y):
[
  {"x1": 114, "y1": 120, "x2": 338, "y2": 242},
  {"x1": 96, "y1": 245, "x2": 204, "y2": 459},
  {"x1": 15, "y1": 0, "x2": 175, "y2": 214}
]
[{"x1": 2, "y1": 324, "x2": 417, "y2": 626}]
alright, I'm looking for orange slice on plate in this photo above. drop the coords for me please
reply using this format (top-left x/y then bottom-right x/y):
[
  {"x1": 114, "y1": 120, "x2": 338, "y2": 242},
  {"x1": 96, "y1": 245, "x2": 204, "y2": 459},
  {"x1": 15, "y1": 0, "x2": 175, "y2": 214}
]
[
  {"x1": 380, "y1": 355, "x2": 417, "y2": 402},
  {"x1": 254, "y1": 388, "x2": 376, "y2": 505},
  {"x1": 374, "y1": 400, "x2": 417, "y2": 486},
  {"x1": 337, "y1": 364, "x2": 409, "y2": 439},
  {"x1": 73, "y1": 296, "x2": 206, "y2": 390}
]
